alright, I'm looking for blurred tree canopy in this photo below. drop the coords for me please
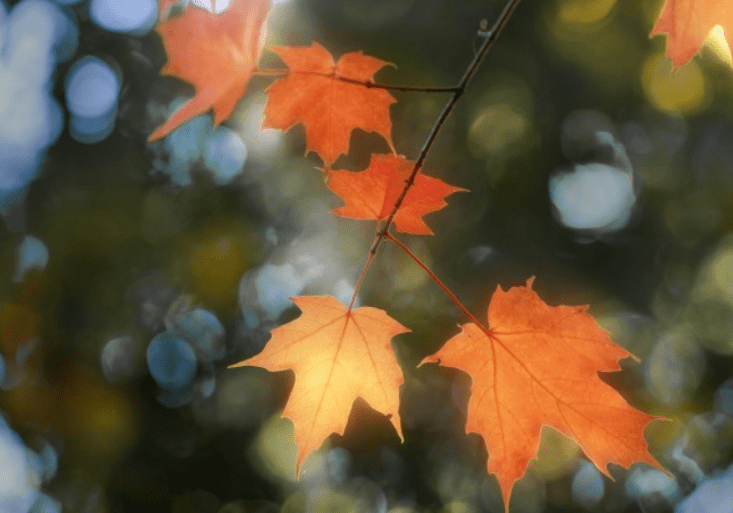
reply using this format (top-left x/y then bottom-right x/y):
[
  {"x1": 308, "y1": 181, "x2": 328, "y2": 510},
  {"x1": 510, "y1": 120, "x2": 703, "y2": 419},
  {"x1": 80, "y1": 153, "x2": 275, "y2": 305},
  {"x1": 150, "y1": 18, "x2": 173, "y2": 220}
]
[{"x1": 1, "y1": 0, "x2": 733, "y2": 512}]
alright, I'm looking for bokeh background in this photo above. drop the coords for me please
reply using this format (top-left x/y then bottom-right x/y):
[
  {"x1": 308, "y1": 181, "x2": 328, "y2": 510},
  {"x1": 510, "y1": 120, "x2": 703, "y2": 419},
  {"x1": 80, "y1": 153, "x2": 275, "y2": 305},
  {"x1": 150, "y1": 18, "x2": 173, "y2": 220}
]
[{"x1": 1, "y1": 0, "x2": 733, "y2": 511}]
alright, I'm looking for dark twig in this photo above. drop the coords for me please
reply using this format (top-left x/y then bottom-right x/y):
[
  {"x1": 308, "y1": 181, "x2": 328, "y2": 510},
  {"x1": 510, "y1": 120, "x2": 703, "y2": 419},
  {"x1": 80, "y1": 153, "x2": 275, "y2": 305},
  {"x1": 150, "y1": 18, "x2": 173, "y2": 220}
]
[
  {"x1": 338, "y1": 76, "x2": 461, "y2": 93},
  {"x1": 346, "y1": 0, "x2": 523, "y2": 311},
  {"x1": 253, "y1": 68, "x2": 461, "y2": 93},
  {"x1": 385, "y1": 232, "x2": 487, "y2": 331},
  {"x1": 369, "y1": 0, "x2": 523, "y2": 254}
]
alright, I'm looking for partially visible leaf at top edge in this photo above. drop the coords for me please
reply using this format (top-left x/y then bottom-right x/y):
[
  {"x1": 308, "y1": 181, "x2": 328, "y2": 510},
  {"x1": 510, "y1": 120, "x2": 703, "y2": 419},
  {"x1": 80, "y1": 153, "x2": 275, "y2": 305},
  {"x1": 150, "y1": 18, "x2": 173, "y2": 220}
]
[
  {"x1": 149, "y1": 0, "x2": 272, "y2": 141},
  {"x1": 651, "y1": 0, "x2": 733, "y2": 68}
]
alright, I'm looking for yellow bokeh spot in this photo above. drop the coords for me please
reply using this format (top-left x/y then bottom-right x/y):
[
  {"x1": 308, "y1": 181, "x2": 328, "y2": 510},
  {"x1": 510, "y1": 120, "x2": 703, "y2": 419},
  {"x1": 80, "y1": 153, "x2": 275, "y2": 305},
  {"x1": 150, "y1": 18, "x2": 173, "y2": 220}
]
[
  {"x1": 642, "y1": 53, "x2": 709, "y2": 114},
  {"x1": 688, "y1": 235, "x2": 733, "y2": 355},
  {"x1": 467, "y1": 72, "x2": 534, "y2": 171},
  {"x1": 704, "y1": 25, "x2": 733, "y2": 67},
  {"x1": 183, "y1": 222, "x2": 260, "y2": 306},
  {"x1": 0, "y1": 302, "x2": 37, "y2": 355},
  {"x1": 61, "y1": 366, "x2": 139, "y2": 464},
  {"x1": 529, "y1": 426, "x2": 581, "y2": 481},
  {"x1": 439, "y1": 502, "x2": 477, "y2": 513},
  {"x1": 250, "y1": 413, "x2": 298, "y2": 482},
  {"x1": 391, "y1": 240, "x2": 432, "y2": 292},
  {"x1": 190, "y1": 235, "x2": 245, "y2": 293},
  {"x1": 557, "y1": 0, "x2": 617, "y2": 25},
  {"x1": 468, "y1": 104, "x2": 529, "y2": 157},
  {"x1": 1, "y1": 379, "x2": 54, "y2": 426},
  {"x1": 693, "y1": 235, "x2": 733, "y2": 305}
]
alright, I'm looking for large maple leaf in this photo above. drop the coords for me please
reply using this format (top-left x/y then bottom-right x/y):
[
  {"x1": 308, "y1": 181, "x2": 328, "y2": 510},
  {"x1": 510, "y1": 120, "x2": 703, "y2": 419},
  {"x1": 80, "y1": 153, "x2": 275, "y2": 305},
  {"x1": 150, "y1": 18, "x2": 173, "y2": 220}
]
[
  {"x1": 230, "y1": 295, "x2": 410, "y2": 472},
  {"x1": 651, "y1": 0, "x2": 733, "y2": 68},
  {"x1": 149, "y1": 0, "x2": 272, "y2": 141},
  {"x1": 421, "y1": 278, "x2": 665, "y2": 511},
  {"x1": 263, "y1": 43, "x2": 396, "y2": 166},
  {"x1": 327, "y1": 154, "x2": 467, "y2": 235}
]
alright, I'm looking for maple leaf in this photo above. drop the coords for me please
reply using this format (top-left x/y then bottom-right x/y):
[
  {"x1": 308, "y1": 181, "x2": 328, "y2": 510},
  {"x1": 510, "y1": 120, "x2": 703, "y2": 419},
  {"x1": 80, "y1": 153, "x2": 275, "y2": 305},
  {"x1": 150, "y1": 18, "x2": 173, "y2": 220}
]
[
  {"x1": 158, "y1": 0, "x2": 178, "y2": 17},
  {"x1": 230, "y1": 295, "x2": 410, "y2": 472},
  {"x1": 327, "y1": 154, "x2": 467, "y2": 235},
  {"x1": 651, "y1": 0, "x2": 733, "y2": 68},
  {"x1": 158, "y1": 0, "x2": 198, "y2": 19},
  {"x1": 263, "y1": 43, "x2": 396, "y2": 166},
  {"x1": 149, "y1": 0, "x2": 272, "y2": 141},
  {"x1": 421, "y1": 278, "x2": 665, "y2": 511}
]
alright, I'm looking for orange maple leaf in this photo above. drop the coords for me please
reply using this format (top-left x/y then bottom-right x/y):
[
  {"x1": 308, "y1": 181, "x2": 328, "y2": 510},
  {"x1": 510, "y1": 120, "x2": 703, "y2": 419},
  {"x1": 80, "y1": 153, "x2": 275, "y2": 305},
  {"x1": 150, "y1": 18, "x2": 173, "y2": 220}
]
[
  {"x1": 158, "y1": 0, "x2": 201, "y2": 19},
  {"x1": 327, "y1": 154, "x2": 467, "y2": 235},
  {"x1": 158, "y1": 0, "x2": 178, "y2": 16},
  {"x1": 651, "y1": 0, "x2": 733, "y2": 68},
  {"x1": 229, "y1": 295, "x2": 410, "y2": 472},
  {"x1": 149, "y1": 0, "x2": 272, "y2": 141},
  {"x1": 263, "y1": 43, "x2": 396, "y2": 166},
  {"x1": 421, "y1": 278, "x2": 665, "y2": 511}
]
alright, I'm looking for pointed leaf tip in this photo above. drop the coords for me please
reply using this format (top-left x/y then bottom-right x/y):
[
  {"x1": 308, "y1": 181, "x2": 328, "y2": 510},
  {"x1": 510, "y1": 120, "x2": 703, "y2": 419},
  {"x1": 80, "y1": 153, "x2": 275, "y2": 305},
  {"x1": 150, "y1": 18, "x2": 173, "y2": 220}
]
[
  {"x1": 651, "y1": 0, "x2": 733, "y2": 68},
  {"x1": 150, "y1": 0, "x2": 272, "y2": 139}
]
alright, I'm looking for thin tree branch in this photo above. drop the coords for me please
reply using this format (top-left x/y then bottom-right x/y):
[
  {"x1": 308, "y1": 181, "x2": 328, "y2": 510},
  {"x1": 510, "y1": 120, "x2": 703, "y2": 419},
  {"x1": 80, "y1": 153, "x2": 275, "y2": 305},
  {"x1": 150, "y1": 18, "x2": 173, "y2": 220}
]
[
  {"x1": 385, "y1": 232, "x2": 489, "y2": 331},
  {"x1": 348, "y1": 249, "x2": 376, "y2": 312},
  {"x1": 370, "y1": 0, "x2": 523, "y2": 254},
  {"x1": 346, "y1": 0, "x2": 522, "y2": 310},
  {"x1": 252, "y1": 68, "x2": 460, "y2": 92},
  {"x1": 338, "y1": 76, "x2": 461, "y2": 93},
  {"x1": 252, "y1": 69, "x2": 288, "y2": 77}
]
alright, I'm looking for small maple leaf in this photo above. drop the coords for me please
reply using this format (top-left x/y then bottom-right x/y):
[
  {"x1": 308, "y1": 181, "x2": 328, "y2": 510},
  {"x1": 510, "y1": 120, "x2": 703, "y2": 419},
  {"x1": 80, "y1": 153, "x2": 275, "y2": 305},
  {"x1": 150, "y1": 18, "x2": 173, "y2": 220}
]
[
  {"x1": 149, "y1": 0, "x2": 272, "y2": 141},
  {"x1": 421, "y1": 278, "x2": 665, "y2": 512},
  {"x1": 651, "y1": 0, "x2": 733, "y2": 68},
  {"x1": 263, "y1": 43, "x2": 396, "y2": 166},
  {"x1": 327, "y1": 154, "x2": 467, "y2": 235},
  {"x1": 229, "y1": 295, "x2": 410, "y2": 472}
]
